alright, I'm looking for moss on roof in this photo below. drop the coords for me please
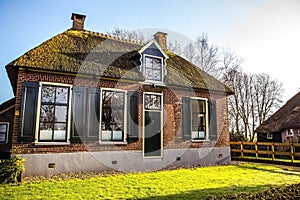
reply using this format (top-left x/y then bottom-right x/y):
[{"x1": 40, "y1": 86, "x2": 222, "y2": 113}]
[{"x1": 6, "y1": 29, "x2": 232, "y2": 94}]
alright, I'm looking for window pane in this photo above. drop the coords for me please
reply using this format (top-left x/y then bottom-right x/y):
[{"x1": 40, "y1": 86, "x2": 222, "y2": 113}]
[
  {"x1": 152, "y1": 69, "x2": 161, "y2": 81},
  {"x1": 55, "y1": 106, "x2": 67, "y2": 122},
  {"x1": 102, "y1": 108, "x2": 112, "y2": 130},
  {"x1": 54, "y1": 123, "x2": 66, "y2": 140},
  {"x1": 42, "y1": 86, "x2": 55, "y2": 103},
  {"x1": 145, "y1": 68, "x2": 152, "y2": 80},
  {"x1": 152, "y1": 58, "x2": 161, "y2": 69},
  {"x1": 111, "y1": 109, "x2": 124, "y2": 131},
  {"x1": 144, "y1": 94, "x2": 161, "y2": 110},
  {"x1": 40, "y1": 105, "x2": 54, "y2": 122},
  {"x1": 145, "y1": 56, "x2": 162, "y2": 81},
  {"x1": 56, "y1": 87, "x2": 69, "y2": 104},
  {"x1": 39, "y1": 123, "x2": 53, "y2": 140},
  {"x1": 112, "y1": 92, "x2": 124, "y2": 107},
  {"x1": 191, "y1": 99, "x2": 207, "y2": 140},
  {"x1": 102, "y1": 91, "x2": 113, "y2": 107},
  {"x1": 191, "y1": 100, "x2": 205, "y2": 112}
]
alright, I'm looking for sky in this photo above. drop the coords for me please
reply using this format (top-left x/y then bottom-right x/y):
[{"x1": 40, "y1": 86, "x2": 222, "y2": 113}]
[{"x1": 1, "y1": 0, "x2": 300, "y2": 104}]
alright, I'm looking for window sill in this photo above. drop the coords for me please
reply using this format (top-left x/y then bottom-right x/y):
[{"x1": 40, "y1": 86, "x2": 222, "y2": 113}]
[
  {"x1": 99, "y1": 141, "x2": 128, "y2": 145},
  {"x1": 191, "y1": 139, "x2": 210, "y2": 143},
  {"x1": 34, "y1": 142, "x2": 71, "y2": 146},
  {"x1": 142, "y1": 81, "x2": 166, "y2": 87}
]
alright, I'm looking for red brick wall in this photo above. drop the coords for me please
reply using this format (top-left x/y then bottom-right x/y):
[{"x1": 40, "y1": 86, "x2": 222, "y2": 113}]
[{"x1": 12, "y1": 69, "x2": 230, "y2": 154}]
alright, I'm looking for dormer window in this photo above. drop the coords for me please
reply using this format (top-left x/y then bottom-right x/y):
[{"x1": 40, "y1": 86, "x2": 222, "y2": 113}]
[{"x1": 144, "y1": 55, "x2": 163, "y2": 82}]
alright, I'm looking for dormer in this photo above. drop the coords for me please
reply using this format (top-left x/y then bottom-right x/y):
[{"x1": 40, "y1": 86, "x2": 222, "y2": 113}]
[{"x1": 138, "y1": 32, "x2": 169, "y2": 84}]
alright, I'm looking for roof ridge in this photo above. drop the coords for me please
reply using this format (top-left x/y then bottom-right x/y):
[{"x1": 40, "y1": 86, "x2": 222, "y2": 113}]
[{"x1": 78, "y1": 29, "x2": 144, "y2": 46}]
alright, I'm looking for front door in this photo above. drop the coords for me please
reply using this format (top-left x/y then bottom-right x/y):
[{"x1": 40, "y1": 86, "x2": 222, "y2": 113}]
[{"x1": 143, "y1": 93, "x2": 162, "y2": 157}]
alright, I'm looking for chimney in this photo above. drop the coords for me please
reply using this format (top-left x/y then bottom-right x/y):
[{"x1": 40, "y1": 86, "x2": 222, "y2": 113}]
[
  {"x1": 154, "y1": 32, "x2": 168, "y2": 50},
  {"x1": 71, "y1": 13, "x2": 86, "y2": 30}
]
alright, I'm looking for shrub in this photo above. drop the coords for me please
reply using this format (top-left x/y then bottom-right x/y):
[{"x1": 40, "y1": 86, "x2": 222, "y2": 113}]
[{"x1": 0, "y1": 156, "x2": 25, "y2": 184}]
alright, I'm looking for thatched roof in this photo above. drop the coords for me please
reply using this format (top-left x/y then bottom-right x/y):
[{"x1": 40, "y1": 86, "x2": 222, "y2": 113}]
[
  {"x1": 0, "y1": 98, "x2": 15, "y2": 115},
  {"x1": 6, "y1": 29, "x2": 232, "y2": 94},
  {"x1": 256, "y1": 92, "x2": 300, "y2": 133}
]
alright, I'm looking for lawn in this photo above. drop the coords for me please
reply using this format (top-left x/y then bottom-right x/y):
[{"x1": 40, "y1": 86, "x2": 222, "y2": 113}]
[{"x1": 1, "y1": 163, "x2": 300, "y2": 199}]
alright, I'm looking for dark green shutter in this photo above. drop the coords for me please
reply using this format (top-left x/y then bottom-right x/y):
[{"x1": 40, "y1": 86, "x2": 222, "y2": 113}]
[
  {"x1": 71, "y1": 87, "x2": 86, "y2": 142},
  {"x1": 209, "y1": 100, "x2": 218, "y2": 140},
  {"x1": 20, "y1": 82, "x2": 39, "y2": 142},
  {"x1": 127, "y1": 91, "x2": 139, "y2": 141},
  {"x1": 182, "y1": 97, "x2": 191, "y2": 140},
  {"x1": 86, "y1": 88, "x2": 100, "y2": 140}
]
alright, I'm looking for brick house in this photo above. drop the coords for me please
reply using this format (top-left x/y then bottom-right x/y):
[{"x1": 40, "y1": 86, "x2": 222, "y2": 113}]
[
  {"x1": 1, "y1": 13, "x2": 233, "y2": 176},
  {"x1": 257, "y1": 92, "x2": 300, "y2": 143}
]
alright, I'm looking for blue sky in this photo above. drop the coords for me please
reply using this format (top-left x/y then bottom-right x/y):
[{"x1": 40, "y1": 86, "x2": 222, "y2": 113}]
[{"x1": 1, "y1": 0, "x2": 300, "y2": 104}]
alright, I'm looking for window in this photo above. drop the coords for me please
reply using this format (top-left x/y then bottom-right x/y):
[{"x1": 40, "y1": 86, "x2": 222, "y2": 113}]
[
  {"x1": 267, "y1": 133, "x2": 273, "y2": 140},
  {"x1": 144, "y1": 55, "x2": 163, "y2": 82},
  {"x1": 0, "y1": 122, "x2": 9, "y2": 144},
  {"x1": 144, "y1": 94, "x2": 161, "y2": 110},
  {"x1": 38, "y1": 84, "x2": 71, "y2": 142},
  {"x1": 191, "y1": 99, "x2": 208, "y2": 140},
  {"x1": 101, "y1": 89, "x2": 126, "y2": 142},
  {"x1": 287, "y1": 129, "x2": 294, "y2": 136}
]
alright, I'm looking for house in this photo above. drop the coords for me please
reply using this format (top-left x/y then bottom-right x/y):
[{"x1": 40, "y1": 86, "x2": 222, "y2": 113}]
[
  {"x1": 0, "y1": 13, "x2": 233, "y2": 177},
  {"x1": 257, "y1": 92, "x2": 300, "y2": 143}
]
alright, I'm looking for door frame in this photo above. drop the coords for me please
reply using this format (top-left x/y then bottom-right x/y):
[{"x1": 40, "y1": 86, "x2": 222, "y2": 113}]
[{"x1": 143, "y1": 92, "x2": 163, "y2": 158}]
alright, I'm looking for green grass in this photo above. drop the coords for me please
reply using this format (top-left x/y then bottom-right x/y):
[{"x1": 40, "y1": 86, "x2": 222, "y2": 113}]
[{"x1": 1, "y1": 163, "x2": 300, "y2": 199}]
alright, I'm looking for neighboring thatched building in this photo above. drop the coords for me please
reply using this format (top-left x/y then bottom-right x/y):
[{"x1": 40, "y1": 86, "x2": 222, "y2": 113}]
[
  {"x1": 0, "y1": 13, "x2": 233, "y2": 177},
  {"x1": 256, "y1": 92, "x2": 300, "y2": 143}
]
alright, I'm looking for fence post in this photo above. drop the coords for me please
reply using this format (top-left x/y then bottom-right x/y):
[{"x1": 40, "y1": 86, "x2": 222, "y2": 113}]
[
  {"x1": 240, "y1": 142, "x2": 244, "y2": 158},
  {"x1": 271, "y1": 143, "x2": 275, "y2": 161},
  {"x1": 291, "y1": 143, "x2": 294, "y2": 164},
  {"x1": 255, "y1": 142, "x2": 258, "y2": 159}
]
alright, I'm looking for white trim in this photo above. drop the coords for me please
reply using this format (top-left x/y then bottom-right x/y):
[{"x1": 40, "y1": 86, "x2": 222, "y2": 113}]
[
  {"x1": 34, "y1": 82, "x2": 73, "y2": 145},
  {"x1": 138, "y1": 39, "x2": 169, "y2": 59},
  {"x1": 143, "y1": 92, "x2": 163, "y2": 158},
  {"x1": 189, "y1": 97, "x2": 210, "y2": 142},
  {"x1": 0, "y1": 122, "x2": 9, "y2": 144},
  {"x1": 99, "y1": 88, "x2": 127, "y2": 143},
  {"x1": 287, "y1": 129, "x2": 294, "y2": 136}
]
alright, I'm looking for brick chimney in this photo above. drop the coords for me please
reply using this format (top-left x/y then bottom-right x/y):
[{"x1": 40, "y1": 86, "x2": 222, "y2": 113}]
[
  {"x1": 154, "y1": 32, "x2": 168, "y2": 50},
  {"x1": 71, "y1": 13, "x2": 86, "y2": 30}
]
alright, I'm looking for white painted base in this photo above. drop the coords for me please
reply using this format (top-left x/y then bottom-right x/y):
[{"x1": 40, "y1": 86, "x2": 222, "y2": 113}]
[{"x1": 19, "y1": 147, "x2": 231, "y2": 177}]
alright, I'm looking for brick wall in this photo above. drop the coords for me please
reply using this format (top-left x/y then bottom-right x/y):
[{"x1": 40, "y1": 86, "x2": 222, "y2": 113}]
[{"x1": 12, "y1": 69, "x2": 230, "y2": 154}]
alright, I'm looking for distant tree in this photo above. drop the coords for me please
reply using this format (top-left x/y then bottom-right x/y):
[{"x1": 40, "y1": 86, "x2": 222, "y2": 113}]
[
  {"x1": 107, "y1": 27, "x2": 148, "y2": 43},
  {"x1": 222, "y1": 51, "x2": 283, "y2": 141}
]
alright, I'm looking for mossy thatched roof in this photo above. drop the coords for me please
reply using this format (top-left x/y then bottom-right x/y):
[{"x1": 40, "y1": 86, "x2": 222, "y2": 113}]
[
  {"x1": 6, "y1": 29, "x2": 232, "y2": 94},
  {"x1": 257, "y1": 92, "x2": 300, "y2": 133}
]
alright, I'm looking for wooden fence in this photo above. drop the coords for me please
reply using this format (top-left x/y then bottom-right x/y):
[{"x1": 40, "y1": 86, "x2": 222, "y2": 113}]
[{"x1": 230, "y1": 142, "x2": 300, "y2": 164}]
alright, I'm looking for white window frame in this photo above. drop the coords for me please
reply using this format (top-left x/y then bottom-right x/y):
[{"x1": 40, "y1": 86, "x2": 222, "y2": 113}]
[
  {"x1": 143, "y1": 54, "x2": 164, "y2": 84},
  {"x1": 0, "y1": 122, "x2": 9, "y2": 144},
  {"x1": 287, "y1": 129, "x2": 294, "y2": 136},
  {"x1": 190, "y1": 97, "x2": 210, "y2": 142},
  {"x1": 99, "y1": 88, "x2": 127, "y2": 144},
  {"x1": 35, "y1": 82, "x2": 72, "y2": 145},
  {"x1": 267, "y1": 132, "x2": 273, "y2": 140},
  {"x1": 143, "y1": 92, "x2": 164, "y2": 158}
]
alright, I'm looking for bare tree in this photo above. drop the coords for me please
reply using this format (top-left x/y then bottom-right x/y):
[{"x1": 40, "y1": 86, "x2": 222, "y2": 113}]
[
  {"x1": 222, "y1": 51, "x2": 283, "y2": 141},
  {"x1": 183, "y1": 42, "x2": 196, "y2": 63},
  {"x1": 107, "y1": 27, "x2": 148, "y2": 43},
  {"x1": 168, "y1": 40, "x2": 182, "y2": 56}
]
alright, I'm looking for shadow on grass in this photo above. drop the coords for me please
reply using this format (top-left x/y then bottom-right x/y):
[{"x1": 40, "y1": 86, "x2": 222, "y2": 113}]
[
  {"x1": 235, "y1": 163, "x2": 300, "y2": 176},
  {"x1": 137, "y1": 184, "x2": 273, "y2": 200}
]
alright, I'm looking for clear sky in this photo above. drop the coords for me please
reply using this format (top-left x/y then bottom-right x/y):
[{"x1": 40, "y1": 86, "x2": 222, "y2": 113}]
[{"x1": 1, "y1": 0, "x2": 300, "y2": 104}]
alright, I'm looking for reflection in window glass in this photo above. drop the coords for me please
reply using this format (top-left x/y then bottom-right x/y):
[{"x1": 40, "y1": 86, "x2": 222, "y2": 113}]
[
  {"x1": 101, "y1": 90, "x2": 125, "y2": 141},
  {"x1": 144, "y1": 94, "x2": 161, "y2": 110},
  {"x1": 191, "y1": 99, "x2": 207, "y2": 140},
  {"x1": 38, "y1": 85, "x2": 70, "y2": 142},
  {"x1": 145, "y1": 56, "x2": 162, "y2": 81}
]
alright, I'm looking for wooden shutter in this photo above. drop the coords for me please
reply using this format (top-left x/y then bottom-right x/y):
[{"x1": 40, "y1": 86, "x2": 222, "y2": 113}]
[
  {"x1": 20, "y1": 82, "x2": 39, "y2": 142},
  {"x1": 127, "y1": 91, "x2": 139, "y2": 142},
  {"x1": 182, "y1": 97, "x2": 191, "y2": 140},
  {"x1": 86, "y1": 88, "x2": 100, "y2": 140},
  {"x1": 71, "y1": 86, "x2": 86, "y2": 142},
  {"x1": 209, "y1": 100, "x2": 218, "y2": 140}
]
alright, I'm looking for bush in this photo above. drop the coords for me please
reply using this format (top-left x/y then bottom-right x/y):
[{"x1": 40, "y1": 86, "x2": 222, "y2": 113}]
[{"x1": 0, "y1": 156, "x2": 25, "y2": 184}]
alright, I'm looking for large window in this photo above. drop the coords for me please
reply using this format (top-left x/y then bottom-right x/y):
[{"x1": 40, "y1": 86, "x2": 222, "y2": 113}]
[
  {"x1": 144, "y1": 55, "x2": 163, "y2": 82},
  {"x1": 191, "y1": 99, "x2": 208, "y2": 140},
  {"x1": 38, "y1": 84, "x2": 71, "y2": 142},
  {"x1": 0, "y1": 122, "x2": 9, "y2": 144},
  {"x1": 101, "y1": 89, "x2": 126, "y2": 142}
]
